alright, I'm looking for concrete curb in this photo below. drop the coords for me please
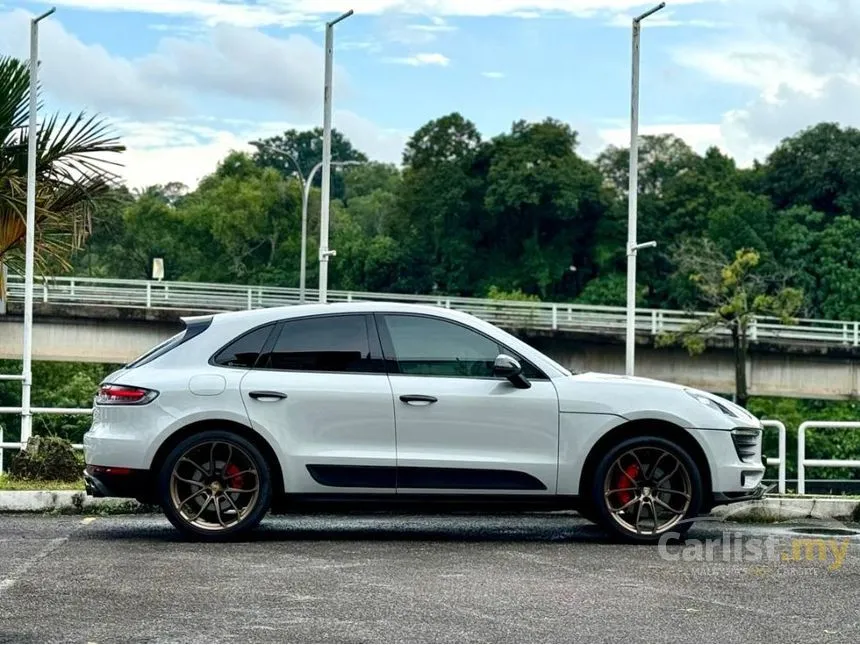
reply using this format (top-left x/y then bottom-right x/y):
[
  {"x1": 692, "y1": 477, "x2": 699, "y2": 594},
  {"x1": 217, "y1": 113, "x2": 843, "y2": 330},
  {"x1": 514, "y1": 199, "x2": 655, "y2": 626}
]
[
  {"x1": 712, "y1": 496, "x2": 860, "y2": 523},
  {"x1": 1, "y1": 490, "x2": 859, "y2": 521},
  {"x1": 0, "y1": 490, "x2": 143, "y2": 513}
]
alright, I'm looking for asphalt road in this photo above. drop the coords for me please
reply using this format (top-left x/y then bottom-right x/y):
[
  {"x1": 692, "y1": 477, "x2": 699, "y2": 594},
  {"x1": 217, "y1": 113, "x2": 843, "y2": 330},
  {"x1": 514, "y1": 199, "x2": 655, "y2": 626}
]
[{"x1": 0, "y1": 512, "x2": 858, "y2": 643}]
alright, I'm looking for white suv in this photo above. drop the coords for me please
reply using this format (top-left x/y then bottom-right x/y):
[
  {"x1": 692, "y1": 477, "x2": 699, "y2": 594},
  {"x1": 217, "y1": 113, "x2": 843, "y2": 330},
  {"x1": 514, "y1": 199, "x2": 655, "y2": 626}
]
[{"x1": 83, "y1": 302, "x2": 766, "y2": 542}]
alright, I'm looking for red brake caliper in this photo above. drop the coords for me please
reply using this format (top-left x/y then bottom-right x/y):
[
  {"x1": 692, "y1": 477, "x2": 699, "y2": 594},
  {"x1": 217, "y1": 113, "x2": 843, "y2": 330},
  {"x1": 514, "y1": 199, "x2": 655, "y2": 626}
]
[
  {"x1": 224, "y1": 463, "x2": 244, "y2": 490},
  {"x1": 615, "y1": 463, "x2": 640, "y2": 505}
]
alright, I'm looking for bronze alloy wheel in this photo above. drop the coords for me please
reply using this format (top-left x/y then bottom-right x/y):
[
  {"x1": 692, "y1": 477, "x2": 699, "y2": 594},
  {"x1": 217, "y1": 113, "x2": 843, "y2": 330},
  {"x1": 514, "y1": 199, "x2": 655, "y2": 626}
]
[
  {"x1": 168, "y1": 439, "x2": 262, "y2": 532},
  {"x1": 602, "y1": 445, "x2": 693, "y2": 535}
]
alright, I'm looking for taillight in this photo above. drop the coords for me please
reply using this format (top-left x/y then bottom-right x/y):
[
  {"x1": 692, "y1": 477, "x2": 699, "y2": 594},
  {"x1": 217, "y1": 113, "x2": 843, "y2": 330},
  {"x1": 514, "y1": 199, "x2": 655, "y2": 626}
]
[{"x1": 96, "y1": 384, "x2": 158, "y2": 405}]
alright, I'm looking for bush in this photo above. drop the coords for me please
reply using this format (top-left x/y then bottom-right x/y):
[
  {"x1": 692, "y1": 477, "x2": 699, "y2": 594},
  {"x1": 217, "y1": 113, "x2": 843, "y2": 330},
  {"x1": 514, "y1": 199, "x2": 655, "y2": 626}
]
[
  {"x1": 8, "y1": 435, "x2": 82, "y2": 482},
  {"x1": 486, "y1": 285, "x2": 541, "y2": 302}
]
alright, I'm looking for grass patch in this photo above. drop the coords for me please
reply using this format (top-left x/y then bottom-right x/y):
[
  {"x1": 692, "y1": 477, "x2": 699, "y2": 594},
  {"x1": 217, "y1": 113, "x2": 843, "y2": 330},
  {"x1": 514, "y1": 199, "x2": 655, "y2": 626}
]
[{"x1": 0, "y1": 474, "x2": 85, "y2": 491}]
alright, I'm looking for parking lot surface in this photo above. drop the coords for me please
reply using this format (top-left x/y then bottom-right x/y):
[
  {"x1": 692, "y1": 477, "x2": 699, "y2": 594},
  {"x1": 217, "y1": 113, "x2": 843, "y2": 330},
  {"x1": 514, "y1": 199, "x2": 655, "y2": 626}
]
[{"x1": 0, "y1": 512, "x2": 858, "y2": 643}]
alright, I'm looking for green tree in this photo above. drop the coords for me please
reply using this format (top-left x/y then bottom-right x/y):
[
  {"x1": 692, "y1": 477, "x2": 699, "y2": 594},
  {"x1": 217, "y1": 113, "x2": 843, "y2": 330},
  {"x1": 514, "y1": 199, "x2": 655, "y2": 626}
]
[
  {"x1": 482, "y1": 118, "x2": 607, "y2": 299},
  {"x1": 251, "y1": 128, "x2": 367, "y2": 200},
  {"x1": 397, "y1": 112, "x2": 486, "y2": 295},
  {"x1": 759, "y1": 122, "x2": 860, "y2": 218},
  {"x1": 657, "y1": 240, "x2": 803, "y2": 407}
]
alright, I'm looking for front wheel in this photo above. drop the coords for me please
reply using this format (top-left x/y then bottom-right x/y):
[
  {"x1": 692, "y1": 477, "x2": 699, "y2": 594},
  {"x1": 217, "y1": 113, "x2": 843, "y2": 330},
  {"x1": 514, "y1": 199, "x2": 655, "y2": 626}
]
[
  {"x1": 158, "y1": 430, "x2": 272, "y2": 541},
  {"x1": 589, "y1": 436, "x2": 703, "y2": 544}
]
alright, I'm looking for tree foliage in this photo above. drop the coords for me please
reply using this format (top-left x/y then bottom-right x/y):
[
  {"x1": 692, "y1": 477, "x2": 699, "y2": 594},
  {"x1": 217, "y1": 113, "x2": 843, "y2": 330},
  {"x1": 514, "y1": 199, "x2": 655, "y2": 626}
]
[
  {"x1": 657, "y1": 241, "x2": 803, "y2": 406},
  {"x1": 0, "y1": 56, "x2": 124, "y2": 278}
]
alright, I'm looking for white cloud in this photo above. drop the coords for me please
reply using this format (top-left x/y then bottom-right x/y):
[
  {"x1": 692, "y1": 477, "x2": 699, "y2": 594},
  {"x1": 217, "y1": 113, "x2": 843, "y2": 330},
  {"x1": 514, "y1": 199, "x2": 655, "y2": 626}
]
[
  {"x1": 606, "y1": 10, "x2": 727, "y2": 28},
  {"x1": 386, "y1": 52, "x2": 450, "y2": 66},
  {"x1": 0, "y1": 8, "x2": 345, "y2": 120},
  {"x1": 407, "y1": 16, "x2": 456, "y2": 32},
  {"x1": 21, "y1": 0, "x2": 724, "y2": 27},
  {"x1": 482, "y1": 71, "x2": 505, "y2": 79},
  {"x1": 0, "y1": 8, "x2": 403, "y2": 189},
  {"x1": 667, "y1": 0, "x2": 860, "y2": 164},
  {"x1": 0, "y1": 9, "x2": 187, "y2": 118},
  {"x1": 672, "y1": 40, "x2": 826, "y2": 103},
  {"x1": 113, "y1": 114, "x2": 409, "y2": 190}
]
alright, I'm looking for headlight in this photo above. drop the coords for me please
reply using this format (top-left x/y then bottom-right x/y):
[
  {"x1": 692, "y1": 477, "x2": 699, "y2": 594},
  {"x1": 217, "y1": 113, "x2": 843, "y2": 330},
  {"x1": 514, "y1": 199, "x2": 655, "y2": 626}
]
[{"x1": 685, "y1": 390, "x2": 738, "y2": 418}]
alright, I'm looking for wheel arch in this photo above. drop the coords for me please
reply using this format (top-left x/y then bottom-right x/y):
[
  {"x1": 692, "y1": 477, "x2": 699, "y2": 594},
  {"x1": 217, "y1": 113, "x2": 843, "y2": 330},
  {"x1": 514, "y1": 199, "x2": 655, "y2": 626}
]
[
  {"x1": 577, "y1": 418, "x2": 713, "y2": 508},
  {"x1": 147, "y1": 419, "x2": 286, "y2": 501}
]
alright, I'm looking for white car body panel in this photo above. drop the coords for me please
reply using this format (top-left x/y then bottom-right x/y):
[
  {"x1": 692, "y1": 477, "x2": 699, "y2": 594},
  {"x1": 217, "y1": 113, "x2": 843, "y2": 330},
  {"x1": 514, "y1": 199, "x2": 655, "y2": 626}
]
[
  {"x1": 83, "y1": 301, "x2": 766, "y2": 510},
  {"x1": 239, "y1": 369, "x2": 397, "y2": 494},
  {"x1": 388, "y1": 375, "x2": 559, "y2": 494}
]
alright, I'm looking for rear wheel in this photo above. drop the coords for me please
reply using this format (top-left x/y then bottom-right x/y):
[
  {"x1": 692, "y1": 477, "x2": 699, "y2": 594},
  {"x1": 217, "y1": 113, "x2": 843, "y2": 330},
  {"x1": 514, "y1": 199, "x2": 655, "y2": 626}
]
[
  {"x1": 589, "y1": 435, "x2": 702, "y2": 544},
  {"x1": 158, "y1": 430, "x2": 272, "y2": 541}
]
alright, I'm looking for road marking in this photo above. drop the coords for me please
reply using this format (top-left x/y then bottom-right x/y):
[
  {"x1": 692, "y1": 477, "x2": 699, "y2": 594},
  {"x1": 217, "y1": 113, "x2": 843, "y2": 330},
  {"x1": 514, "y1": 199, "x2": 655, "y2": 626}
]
[
  {"x1": 81, "y1": 517, "x2": 97, "y2": 525},
  {"x1": 0, "y1": 537, "x2": 68, "y2": 597}
]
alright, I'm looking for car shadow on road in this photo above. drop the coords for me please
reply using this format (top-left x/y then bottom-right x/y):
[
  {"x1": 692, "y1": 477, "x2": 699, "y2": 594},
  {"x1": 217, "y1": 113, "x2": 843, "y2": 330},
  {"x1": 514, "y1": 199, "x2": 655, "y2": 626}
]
[{"x1": 79, "y1": 511, "x2": 628, "y2": 545}]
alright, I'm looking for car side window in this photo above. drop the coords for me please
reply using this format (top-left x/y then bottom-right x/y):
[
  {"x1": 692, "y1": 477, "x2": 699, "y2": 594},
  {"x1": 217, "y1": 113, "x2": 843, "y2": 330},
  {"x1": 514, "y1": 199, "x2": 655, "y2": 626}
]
[
  {"x1": 382, "y1": 314, "x2": 504, "y2": 378},
  {"x1": 260, "y1": 315, "x2": 376, "y2": 373},
  {"x1": 212, "y1": 324, "x2": 275, "y2": 368}
]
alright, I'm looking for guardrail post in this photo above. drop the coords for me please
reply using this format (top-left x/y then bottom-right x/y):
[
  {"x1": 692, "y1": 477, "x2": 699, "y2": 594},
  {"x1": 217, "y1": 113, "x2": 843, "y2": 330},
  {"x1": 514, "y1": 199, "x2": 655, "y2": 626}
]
[
  {"x1": 567, "y1": 306, "x2": 572, "y2": 322},
  {"x1": 445, "y1": 298, "x2": 451, "y2": 309},
  {"x1": 798, "y1": 422, "x2": 806, "y2": 495},
  {"x1": 761, "y1": 420, "x2": 786, "y2": 494},
  {"x1": 42, "y1": 282, "x2": 48, "y2": 303},
  {"x1": 70, "y1": 279, "x2": 75, "y2": 297},
  {"x1": 750, "y1": 316, "x2": 758, "y2": 342},
  {"x1": 650, "y1": 311, "x2": 657, "y2": 335},
  {"x1": 854, "y1": 322, "x2": 859, "y2": 347},
  {"x1": 246, "y1": 288, "x2": 253, "y2": 310},
  {"x1": 552, "y1": 304, "x2": 558, "y2": 330},
  {"x1": 347, "y1": 293, "x2": 353, "y2": 302},
  {"x1": 0, "y1": 426, "x2": 3, "y2": 474},
  {"x1": 145, "y1": 282, "x2": 152, "y2": 308}
]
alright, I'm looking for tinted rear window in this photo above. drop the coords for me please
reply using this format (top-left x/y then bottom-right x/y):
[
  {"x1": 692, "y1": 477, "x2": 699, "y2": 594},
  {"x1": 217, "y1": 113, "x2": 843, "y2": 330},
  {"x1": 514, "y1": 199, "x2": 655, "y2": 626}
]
[
  {"x1": 212, "y1": 324, "x2": 276, "y2": 368},
  {"x1": 260, "y1": 315, "x2": 374, "y2": 373}
]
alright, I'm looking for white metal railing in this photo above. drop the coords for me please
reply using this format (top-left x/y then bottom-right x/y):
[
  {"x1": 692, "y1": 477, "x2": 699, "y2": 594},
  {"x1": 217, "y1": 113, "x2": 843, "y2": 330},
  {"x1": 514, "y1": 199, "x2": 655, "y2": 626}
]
[
  {"x1": 4, "y1": 274, "x2": 860, "y2": 347},
  {"x1": 761, "y1": 420, "x2": 786, "y2": 494},
  {"x1": 797, "y1": 421, "x2": 860, "y2": 495},
  {"x1": 0, "y1": 407, "x2": 91, "y2": 474}
]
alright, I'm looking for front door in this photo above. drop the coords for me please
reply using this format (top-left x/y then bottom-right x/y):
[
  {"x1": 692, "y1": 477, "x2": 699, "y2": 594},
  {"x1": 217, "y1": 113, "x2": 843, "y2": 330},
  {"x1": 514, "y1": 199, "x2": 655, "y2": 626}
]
[
  {"x1": 375, "y1": 313, "x2": 559, "y2": 495},
  {"x1": 239, "y1": 313, "x2": 397, "y2": 494}
]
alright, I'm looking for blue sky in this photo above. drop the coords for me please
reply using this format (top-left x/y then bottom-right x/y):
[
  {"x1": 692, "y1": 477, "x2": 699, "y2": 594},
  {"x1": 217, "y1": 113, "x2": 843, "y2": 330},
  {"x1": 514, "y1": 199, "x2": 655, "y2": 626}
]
[{"x1": 0, "y1": 0, "x2": 855, "y2": 189}]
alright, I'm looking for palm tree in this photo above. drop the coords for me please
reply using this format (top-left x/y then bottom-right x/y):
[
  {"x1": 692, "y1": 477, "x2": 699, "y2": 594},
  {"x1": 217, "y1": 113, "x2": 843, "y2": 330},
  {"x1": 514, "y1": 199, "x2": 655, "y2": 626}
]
[{"x1": 0, "y1": 55, "x2": 124, "y2": 306}]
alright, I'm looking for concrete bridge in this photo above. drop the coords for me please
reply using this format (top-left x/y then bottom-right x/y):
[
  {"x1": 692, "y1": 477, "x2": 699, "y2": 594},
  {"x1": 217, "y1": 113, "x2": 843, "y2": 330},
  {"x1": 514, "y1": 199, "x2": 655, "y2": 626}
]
[{"x1": 3, "y1": 276, "x2": 860, "y2": 400}]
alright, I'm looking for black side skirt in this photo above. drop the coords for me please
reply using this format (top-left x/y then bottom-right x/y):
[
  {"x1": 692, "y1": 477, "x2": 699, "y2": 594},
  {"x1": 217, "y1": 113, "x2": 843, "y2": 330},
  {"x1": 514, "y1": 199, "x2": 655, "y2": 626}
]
[{"x1": 306, "y1": 465, "x2": 547, "y2": 491}]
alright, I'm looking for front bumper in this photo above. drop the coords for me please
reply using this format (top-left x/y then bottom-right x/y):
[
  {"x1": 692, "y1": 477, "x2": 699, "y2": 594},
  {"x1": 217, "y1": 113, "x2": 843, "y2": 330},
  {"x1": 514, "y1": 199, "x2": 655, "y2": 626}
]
[
  {"x1": 83, "y1": 465, "x2": 149, "y2": 499},
  {"x1": 712, "y1": 482, "x2": 772, "y2": 505}
]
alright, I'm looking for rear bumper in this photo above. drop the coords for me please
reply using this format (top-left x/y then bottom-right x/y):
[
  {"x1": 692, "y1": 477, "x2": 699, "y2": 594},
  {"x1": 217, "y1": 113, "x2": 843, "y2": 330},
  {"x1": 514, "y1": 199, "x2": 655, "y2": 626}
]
[{"x1": 83, "y1": 465, "x2": 149, "y2": 499}]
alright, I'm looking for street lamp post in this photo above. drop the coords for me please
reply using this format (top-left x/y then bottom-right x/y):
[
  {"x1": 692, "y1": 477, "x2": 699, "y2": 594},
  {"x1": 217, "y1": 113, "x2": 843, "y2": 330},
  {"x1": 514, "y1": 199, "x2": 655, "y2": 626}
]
[
  {"x1": 625, "y1": 2, "x2": 664, "y2": 377},
  {"x1": 250, "y1": 140, "x2": 360, "y2": 304},
  {"x1": 319, "y1": 9, "x2": 353, "y2": 304},
  {"x1": 20, "y1": 6, "x2": 56, "y2": 446}
]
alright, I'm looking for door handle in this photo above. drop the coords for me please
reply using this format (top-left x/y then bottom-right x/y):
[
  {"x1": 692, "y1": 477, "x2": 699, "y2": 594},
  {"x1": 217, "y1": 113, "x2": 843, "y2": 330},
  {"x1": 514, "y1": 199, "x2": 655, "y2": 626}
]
[
  {"x1": 399, "y1": 394, "x2": 438, "y2": 405},
  {"x1": 249, "y1": 391, "x2": 287, "y2": 401}
]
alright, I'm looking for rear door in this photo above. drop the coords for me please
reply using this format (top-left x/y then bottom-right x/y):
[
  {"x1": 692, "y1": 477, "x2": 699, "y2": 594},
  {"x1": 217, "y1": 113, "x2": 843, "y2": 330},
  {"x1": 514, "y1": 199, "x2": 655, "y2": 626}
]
[
  {"x1": 375, "y1": 313, "x2": 560, "y2": 495},
  {"x1": 237, "y1": 313, "x2": 397, "y2": 495}
]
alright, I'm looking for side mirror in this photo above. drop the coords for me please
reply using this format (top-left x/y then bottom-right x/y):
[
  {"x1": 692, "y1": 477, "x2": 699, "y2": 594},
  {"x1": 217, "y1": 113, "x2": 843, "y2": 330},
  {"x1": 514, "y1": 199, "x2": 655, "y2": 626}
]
[{"x1": 493, "y1": 354, "x2": 531, "y2": 389}]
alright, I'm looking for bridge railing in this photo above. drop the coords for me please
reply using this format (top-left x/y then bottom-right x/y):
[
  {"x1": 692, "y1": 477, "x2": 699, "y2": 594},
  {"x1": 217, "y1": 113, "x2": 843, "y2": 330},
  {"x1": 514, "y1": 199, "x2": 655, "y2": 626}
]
[
  {"x1": 797, "y1": 421, "x2": 860, "y2": 495},
  {"x1": 5, "y1": 275, "x2": 860, "y2": 347}
]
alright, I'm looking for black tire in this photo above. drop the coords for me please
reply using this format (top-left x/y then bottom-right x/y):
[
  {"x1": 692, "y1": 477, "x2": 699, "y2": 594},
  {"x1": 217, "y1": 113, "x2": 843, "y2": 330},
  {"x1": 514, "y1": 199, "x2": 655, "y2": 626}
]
[
  {"x1": 576, "y1": 499, "x2": 599, "y2": 524},
  {"x1": 157, "y1": 430, "x2": 273, "y2": 542},
  {"x1": 589, "y1": 435, "x2": 703, "y2": 544}
]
